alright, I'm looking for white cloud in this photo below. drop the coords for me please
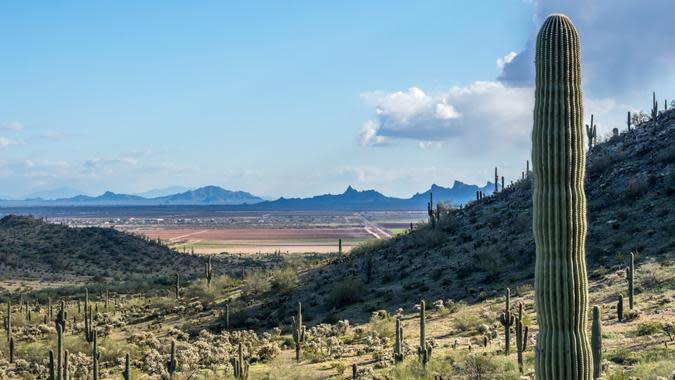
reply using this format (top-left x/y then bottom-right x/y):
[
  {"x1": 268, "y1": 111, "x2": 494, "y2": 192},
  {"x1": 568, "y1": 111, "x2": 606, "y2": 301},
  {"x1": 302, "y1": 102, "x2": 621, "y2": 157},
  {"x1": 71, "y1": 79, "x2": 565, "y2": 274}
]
[
  {"x1": 496, "y1": 52, "x2": 517, "y2": 70},
  {"x1": 360, "y1": 82, "x2": 534, "y2": 149},
  {"x1": 1, "y1": 122, "x2": 25, "y2": 131}
]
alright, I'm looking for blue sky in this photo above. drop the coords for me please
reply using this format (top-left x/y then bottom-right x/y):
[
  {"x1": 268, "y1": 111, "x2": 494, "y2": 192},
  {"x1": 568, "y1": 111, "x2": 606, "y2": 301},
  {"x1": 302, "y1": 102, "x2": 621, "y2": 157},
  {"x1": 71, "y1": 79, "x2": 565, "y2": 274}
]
[{"x1": 1, "y1": 1, "x2": 673, "y2": 198}]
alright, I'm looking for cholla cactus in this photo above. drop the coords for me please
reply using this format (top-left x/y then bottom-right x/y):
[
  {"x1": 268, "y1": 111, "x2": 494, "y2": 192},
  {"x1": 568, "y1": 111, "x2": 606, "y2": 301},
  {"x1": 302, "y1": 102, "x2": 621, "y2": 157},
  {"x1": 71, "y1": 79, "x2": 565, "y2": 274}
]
[
  {"x1": 591, "y1": 306, "x2": 602, "y2": 380},
  {"x1": 292, "y1": 302, "x2": 306, "y2": 362},
  {"x1": 532, "y1": 14, "x2": 592, "y2": 379},
  {"x1": 417, "y1": 300, "x2": 432, "y2": 366},
  {"x1": 498, "y1": 288, "x2": 514, "y2": 355}
]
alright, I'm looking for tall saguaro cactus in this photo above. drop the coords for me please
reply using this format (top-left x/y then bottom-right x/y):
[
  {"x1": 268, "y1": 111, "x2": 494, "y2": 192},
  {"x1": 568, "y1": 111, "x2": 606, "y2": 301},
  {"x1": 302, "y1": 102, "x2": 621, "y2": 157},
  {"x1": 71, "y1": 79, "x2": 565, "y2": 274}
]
[
  {"x1": 498, "y1": 288, "x2": 513, "y2": 355},
  {"x1": 591, "y1": 306, "x2": 602, "y2": 380},
  {"x1": 393, "y1": 317, "x2": 404, "y2": 364},
  {"x1": 418, "y1": 300, "x2": 431, "y2": 366},
  {"x1": 205, "y1": 257, "x2": 214, "y2": 288},
  {"x1": 627, "y1": 252, "x2": 635, "y2": 309},
  {"x1": 292, "y1": 302, "x2": 305, "y2": 362},
  {"x1": 532, "y1": 14, "x2": 592, "y2": 379}
]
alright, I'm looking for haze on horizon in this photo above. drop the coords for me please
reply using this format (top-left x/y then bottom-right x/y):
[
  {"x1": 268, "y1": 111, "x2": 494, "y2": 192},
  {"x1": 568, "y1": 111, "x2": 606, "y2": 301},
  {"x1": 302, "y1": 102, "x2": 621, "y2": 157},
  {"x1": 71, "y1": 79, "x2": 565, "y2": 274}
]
[{"x1": 1, "y1": 0, "x2": 673, "y2": 199}]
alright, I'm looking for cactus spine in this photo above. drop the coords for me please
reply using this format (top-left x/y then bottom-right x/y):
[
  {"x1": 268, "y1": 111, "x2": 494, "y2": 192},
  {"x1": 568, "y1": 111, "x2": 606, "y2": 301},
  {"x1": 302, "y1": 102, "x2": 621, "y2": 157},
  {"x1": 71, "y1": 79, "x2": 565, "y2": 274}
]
[
  {"x1": 206, "y1": 257, "x2": 214, "y2": 288},
  {"x1": 515, "y1": 302, "x2": 529, "y2": 374},
  {"x1": 233, "y1": 341, "x2": 249, "y2": 379},
  {"x1": 167, "y1": 339, "x2": 177, "y2": 378},
  {"x1": 292, "y1": 302, "x2": 305, "y2": 362},
  {"x1": 498, "y1": 288, "x2": 514, "y2": 355},
  {"x1": 591, "y1": 306, "x2": 602, "y2": 380},
  {"x1": 393, "y1": 317, "x2": 404, "y2": 364},
  {"x1": 532, "y1": 14, "x2": 592, "y2": 379},
  {"x1": 617, "y1": 294, "x2": 624, "y2": 322},
  {"x1": 418, "y1": 300, "x2": 431, "y2": 366},
  {"x1": 124, "y1": 352, "x2": 131, "y2": 380},
  {"x1": 627, "y1": 252, "x2": 635, "y2": 309}
]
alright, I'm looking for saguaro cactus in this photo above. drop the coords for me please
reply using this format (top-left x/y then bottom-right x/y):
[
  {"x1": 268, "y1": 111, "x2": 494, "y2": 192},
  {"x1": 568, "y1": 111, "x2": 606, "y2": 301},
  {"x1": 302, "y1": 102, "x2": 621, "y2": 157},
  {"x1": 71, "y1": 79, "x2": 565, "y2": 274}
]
[
  {"x1": 292, "y1": 302, "x2": 305, "y2": 362},
  {"x1": 427, "y1": 193, "x2": 435, "y2": 227},
  {"x1": 617, "y1": 294, "x2": 624, "y2": 322},
  {"x1": 9, "y1": 336, "x2": 14, "y2": 363},
  {"x1": 652, "y1": 91, "x2": 658, "y2": 121},
  {"x1": 5, "y1": 301, "x2": 11, "y2": 342},
  {"x1": 627, "y1": 252, "x2": 635, "y2": 309},
  {"x1": 57, "y1": 324, "x2": 63, "y2": 380},
  {"x1": 498, "y1": 288, "x2": 514, "y2": 355},
  {"x1": 92, "y1": 332, "x2": 99, "y2": 380},
  {"x1": 338, "y1": 238, "x2": 343, "y2": 254},
  {"x1": 49, "y1": 350, "x2": 56, "y2": 380},
  {"x1": 515, "y1": 303, "x2": 529, "y2": 374},
  {"x1": 205, "y1": 257, "x2": 214, "y2": 288},
  {"x1": 124, "y1": 352, "x2": 131, "y2": 380},
  {"x1": 393, "y1": 317, "x2": 404, "y2": 364},
  {"x1": 418, "y1": 300, "x2": 432, "y2": 366},
  {"x1": 167, "y1": 339, "x2": 177, "y2": 378},
  {"x1": 532, "y1": 14, "x2": 592, "y2": 379},
  {"x1": 63, "y1": 350, "x2": 69, "y2": 380},
  {"x1": 494, "y1": 167, "x2": 499, "y2": 193},
  {"x1": 627, "y1": 111, "x2": 631, "y2": 131},
  {"x1": 175, "y1": 274, "x2": 180, "y2": 300},
  {"x1": 591, "y1": 306, "x2": 602, "y2": 380},
  {"x1": 56, "y1": 300, "x2": 67, "y2": 333},
  {"x1": 232, "y1": 341, "x2": 249, "y2": 379},
  {"x1": 585, "y1": 114, "x2": 597, "y2": 151}
]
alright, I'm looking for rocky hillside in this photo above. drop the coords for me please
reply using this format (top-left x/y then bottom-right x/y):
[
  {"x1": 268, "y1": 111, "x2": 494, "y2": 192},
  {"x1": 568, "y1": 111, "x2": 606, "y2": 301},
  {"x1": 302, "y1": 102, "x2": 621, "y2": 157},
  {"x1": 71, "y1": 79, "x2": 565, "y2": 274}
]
[
  {"x1": 238, "y1": 108, "x2": 675, "y2": 329},
  {"x1": 0, "y1": 215, "x2": 246, "y2": 284}
]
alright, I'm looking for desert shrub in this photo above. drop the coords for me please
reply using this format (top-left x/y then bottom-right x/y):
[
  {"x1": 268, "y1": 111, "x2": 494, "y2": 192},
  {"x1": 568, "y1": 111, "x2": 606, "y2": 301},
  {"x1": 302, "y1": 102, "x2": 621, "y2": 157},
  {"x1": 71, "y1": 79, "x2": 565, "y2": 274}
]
[
  {"x1": 452, "y1": 307, "x2": 485, "y2": 334},
  {"x1": 636, "y1": 321, "x2": 662, "y2": 336},
  {"x1": 638, "y1": 261, "x2": 675, "y2": 290},
  {"x1": 270, "y1": 267, "x2": 298, "y2": 294},
  {"x1": 330, "y1": 278, "x2": 365, "y2": 308},
  {"x1": 242, "y1": 269, "x2": 270, "y2": 297}
]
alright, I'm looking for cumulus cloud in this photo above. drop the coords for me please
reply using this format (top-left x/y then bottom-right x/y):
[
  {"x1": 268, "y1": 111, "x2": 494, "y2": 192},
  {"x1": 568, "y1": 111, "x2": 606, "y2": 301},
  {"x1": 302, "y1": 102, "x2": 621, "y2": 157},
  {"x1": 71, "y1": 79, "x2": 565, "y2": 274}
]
[
  {"x1": 359, "y1": 82, "x2": 533, "y2": 148},
  {"x1": 499, "y1": 0, "x2": 675, "y2": 96}
]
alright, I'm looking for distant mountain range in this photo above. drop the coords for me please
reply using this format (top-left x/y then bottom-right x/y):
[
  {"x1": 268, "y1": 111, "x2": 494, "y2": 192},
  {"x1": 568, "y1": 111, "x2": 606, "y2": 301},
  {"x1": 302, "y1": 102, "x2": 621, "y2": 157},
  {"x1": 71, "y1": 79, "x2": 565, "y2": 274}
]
[{"x1": 0, "y1": 181, "x2": 496, "y2": 210}]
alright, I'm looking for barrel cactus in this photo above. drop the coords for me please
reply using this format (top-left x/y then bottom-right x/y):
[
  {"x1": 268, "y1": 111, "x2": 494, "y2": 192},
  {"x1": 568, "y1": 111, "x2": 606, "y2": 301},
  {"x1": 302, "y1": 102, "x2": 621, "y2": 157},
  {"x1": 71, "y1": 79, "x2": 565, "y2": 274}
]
[{"x1": 532, "y1": 14, "x2": 592, "y2": 379}]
